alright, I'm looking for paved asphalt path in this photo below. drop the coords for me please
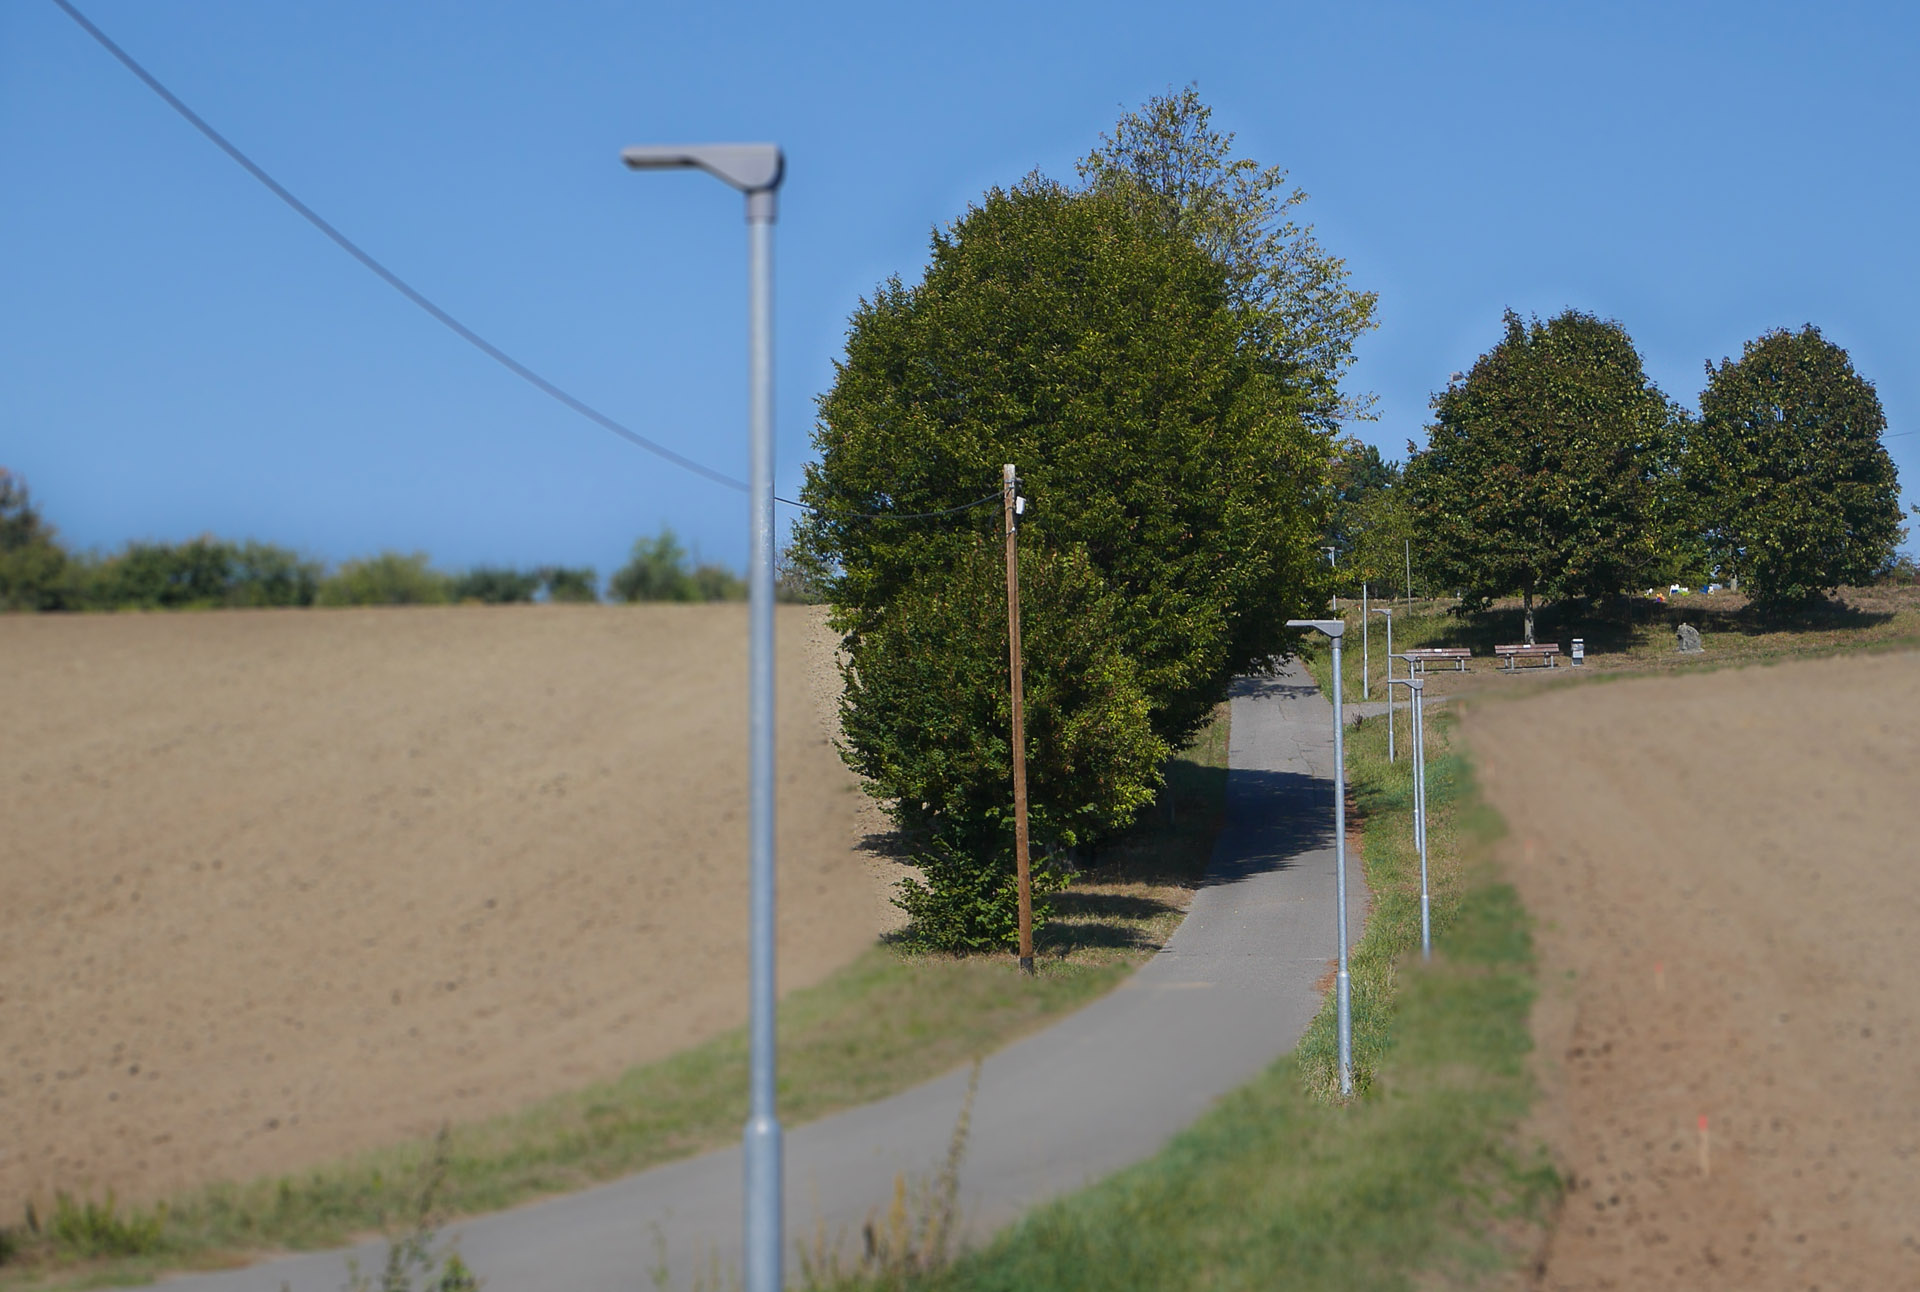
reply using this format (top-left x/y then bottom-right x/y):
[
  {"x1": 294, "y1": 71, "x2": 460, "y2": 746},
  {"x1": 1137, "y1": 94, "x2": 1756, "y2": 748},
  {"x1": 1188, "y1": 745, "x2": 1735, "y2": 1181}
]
[{"x1": 153, "y1": 660, "x2": 1356, "y2": 1291}]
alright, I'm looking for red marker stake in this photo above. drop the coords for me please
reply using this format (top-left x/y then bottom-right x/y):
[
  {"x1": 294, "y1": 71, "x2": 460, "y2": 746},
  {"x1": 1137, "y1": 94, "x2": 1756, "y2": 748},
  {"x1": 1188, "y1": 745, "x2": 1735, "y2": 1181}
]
[{"x1": 1698, "y1": 1114, "x2": 1710, "y2": 1177}]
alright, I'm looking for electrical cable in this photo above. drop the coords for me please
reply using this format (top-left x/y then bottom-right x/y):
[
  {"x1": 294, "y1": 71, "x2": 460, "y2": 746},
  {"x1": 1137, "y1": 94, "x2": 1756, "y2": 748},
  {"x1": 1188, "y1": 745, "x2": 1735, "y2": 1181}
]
[
  {"x1": 52, "y1": 0, "x2": 1013, "y2": 527},
  {"x1": 50, "y1": 0, "x2": 759, "y2": 494}
]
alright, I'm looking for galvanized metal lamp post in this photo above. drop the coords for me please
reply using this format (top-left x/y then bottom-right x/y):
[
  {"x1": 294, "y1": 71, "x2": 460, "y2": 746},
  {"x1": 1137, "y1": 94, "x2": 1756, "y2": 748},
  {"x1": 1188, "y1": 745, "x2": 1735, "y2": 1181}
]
[
  {"x1": 1401, "y1": 672, "x2": 1432, "y2": 959},
  {"x1": 1370, "y1": 607, "x2": 1394, "y2": 761},
  {"x1": 1287, "y1": 618, "x2": 1353, "y2": 1095},
  {"x1": 621, "y1": 141, "x2": 786, "y2": 1292}
]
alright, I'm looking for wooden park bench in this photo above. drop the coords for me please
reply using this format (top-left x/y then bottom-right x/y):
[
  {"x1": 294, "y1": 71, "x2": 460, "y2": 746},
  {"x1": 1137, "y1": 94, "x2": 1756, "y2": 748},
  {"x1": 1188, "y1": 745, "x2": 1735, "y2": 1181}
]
[
  {"x1": 1402, "y1": 647, "x2": 1472, "y2": 673},
  {"x1": 1493, "y1": 643, "x2": 1560, "y2": 671}
]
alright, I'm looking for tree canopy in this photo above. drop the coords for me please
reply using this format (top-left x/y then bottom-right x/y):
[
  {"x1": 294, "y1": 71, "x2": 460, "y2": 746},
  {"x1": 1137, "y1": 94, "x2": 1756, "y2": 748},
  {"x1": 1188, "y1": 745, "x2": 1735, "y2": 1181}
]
[
  {"x1": 799, "y1": 149, "x2": 1340, "y2": 945},
  {"x1": 1685, "y1": 326, "x2": 1905, "y2": 606},
  {"x1": 1407, "y1": 310, "x2": 1683, "y2": 641},
  {"x1": 1077, "y1": 85, "x2": 1378, "y2": 435},
  {"x1": 1324, "y1": 439, "x2": 1412, "y2": 595}
]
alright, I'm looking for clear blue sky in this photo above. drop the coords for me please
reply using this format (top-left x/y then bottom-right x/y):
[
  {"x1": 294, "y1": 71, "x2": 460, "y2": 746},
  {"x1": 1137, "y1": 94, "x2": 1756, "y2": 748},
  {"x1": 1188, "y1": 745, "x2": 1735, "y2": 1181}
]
[{"x1": 5, "y1": 1, "x2": 1915, "y2": 578}]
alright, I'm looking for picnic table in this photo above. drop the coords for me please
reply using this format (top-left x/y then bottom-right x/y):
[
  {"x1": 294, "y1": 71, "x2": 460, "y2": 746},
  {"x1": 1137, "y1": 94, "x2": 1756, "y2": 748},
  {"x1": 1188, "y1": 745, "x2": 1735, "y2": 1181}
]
[{"x1": 1493, "y1": 643, "x2": 1560, "y2": 670}]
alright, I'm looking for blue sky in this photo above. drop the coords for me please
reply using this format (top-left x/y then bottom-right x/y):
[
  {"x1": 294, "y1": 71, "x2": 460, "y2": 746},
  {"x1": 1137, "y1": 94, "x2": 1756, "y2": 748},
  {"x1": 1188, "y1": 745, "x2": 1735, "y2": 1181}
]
[{"x1": 4, "y1": 1, "x2": 1915, "y2": 578}]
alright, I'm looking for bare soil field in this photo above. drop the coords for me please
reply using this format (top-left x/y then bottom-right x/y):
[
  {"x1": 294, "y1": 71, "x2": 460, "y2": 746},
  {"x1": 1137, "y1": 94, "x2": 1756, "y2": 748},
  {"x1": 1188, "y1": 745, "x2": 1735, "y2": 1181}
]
[
  {"x1": 1462, "y1": 649, "x2": 1920, "y2": 1290},
  {"x1": 0, "y1": 605, "x2": 895, "y2": 1215}
]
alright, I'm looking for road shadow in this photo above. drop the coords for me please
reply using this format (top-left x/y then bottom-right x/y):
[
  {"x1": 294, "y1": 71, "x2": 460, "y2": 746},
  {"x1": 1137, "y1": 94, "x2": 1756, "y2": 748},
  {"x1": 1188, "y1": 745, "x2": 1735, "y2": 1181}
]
[
  {"x1": 1199, "y1": 766, "x2": 1333, "y2": 890},
  {"x1": 1233, "y1": 666, "x2": 1320, "y2": 703}
]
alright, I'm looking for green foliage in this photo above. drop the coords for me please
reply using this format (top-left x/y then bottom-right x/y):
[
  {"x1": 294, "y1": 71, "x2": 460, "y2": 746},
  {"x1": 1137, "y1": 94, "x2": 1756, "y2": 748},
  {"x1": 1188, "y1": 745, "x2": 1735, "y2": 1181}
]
[
  {"x1": 1325, "y1": 439, "x2": 1413, "y2": 593},
  {"x1": 844, "y1": 541, "x2": 1165, "y2": 948},
  {"x1": 1685, "y1": 325, "x2": 1906, "y2": 608},
  {"x1": 0, "y1": 469, "x2": 75, "y2": 610},
  {"x1": 1408, "y1": 310, "x2": 1685, "y2": 639},
  {"x1": 46, "y1": 1192, "x2": 166, "y2": 1260},
  {"x1": 1077, "y1": 84, "x2": 1379, "y2": 433},
  {"x1": 74, "y1": 537, "x2": 321, "y2": 610},
  {"x1": 691, "y1": 561, "x2": 746, "y2": 602},
  {"x1": 227, "y1": 541, "x2": 324, "y2": 606},
  {"x1": 449, "y1": 565, "x2": 542, "y2": 604},
  {"x1": 802, "y1": 98, "x2": 1345, "y2": 945},
  {"x1": 537, "y1": 565, "x2": 600, "y2": 603},
  {"x1": 90, "y1": 537, "x2": 234, "y2": 608},
  {"x1": 317, "y1": 552, "x2": 451, "y2": 606},
  {"x1": 611, "y1": 527, "x2": 745, "y2": 602}
]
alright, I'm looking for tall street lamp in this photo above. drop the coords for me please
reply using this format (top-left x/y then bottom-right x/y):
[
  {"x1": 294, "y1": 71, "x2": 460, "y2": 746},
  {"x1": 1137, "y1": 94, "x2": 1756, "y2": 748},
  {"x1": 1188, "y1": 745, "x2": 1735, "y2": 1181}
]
[
  {"x1": 1400, "y1": 672, "x2": 1432, "y2": 959},
  {"x1": 1370, "y1": 607, "x2": 1394, "y2": 761},
  {"x1": 621, "y1": 142, "x2": 786, "y2": 1292},
  {"x1": 1287, "y1": 618, "x2": 1354, "y2": 1095}
]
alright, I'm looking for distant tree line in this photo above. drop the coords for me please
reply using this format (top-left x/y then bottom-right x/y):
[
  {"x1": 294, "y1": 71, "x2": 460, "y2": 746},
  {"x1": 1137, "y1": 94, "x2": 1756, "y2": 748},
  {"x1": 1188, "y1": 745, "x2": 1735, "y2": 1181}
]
[
  {"x1": 1325, "y1": 315, "x2": 1909, "y2": 640},
  {"x1": 0, "y1": 483, "x2": 757, "y2": 612}
]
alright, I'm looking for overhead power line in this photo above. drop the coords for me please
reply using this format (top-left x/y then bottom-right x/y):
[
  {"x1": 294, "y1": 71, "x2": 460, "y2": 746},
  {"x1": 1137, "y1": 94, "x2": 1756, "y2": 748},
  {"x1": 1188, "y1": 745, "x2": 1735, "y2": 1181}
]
[
  {"x1": 49, "y1": 0, "x2": 761, "y2": 494},
  {"x1": 53, "y1": 0, "x2": 1008, "y2": 527}
]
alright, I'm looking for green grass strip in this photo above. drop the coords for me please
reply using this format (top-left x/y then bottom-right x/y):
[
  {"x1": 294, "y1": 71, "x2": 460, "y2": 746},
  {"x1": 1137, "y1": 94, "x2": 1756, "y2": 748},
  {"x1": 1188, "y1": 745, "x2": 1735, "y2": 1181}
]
[{"x1": 879, "y1": 711, "x2": 1558, "y2": 1292}]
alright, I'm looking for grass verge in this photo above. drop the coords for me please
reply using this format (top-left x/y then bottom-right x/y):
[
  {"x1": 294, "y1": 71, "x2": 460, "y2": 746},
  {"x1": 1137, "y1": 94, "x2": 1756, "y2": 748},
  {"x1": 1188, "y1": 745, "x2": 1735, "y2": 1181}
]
[
  {"x1": 834, "y1": 700, "x2": 1557, "y2": 1291},
  {"x1": 1, "y1": 712, "x2": 1230, "y2": 1290}
]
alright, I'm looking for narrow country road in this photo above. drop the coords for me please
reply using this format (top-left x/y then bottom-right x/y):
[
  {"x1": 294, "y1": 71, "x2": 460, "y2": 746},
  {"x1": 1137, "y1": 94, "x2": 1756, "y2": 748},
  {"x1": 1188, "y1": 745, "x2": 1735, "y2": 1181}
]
[{"x1": 152, "y1": 660, "x2": 1357, "y2": 1290}]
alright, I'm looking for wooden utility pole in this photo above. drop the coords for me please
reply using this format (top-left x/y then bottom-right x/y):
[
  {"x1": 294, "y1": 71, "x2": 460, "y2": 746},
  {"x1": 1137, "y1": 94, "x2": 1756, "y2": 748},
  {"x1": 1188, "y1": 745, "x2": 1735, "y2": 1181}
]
[{"x1": 1002, "y1": 463, "x2": 1034, "y2": 975}]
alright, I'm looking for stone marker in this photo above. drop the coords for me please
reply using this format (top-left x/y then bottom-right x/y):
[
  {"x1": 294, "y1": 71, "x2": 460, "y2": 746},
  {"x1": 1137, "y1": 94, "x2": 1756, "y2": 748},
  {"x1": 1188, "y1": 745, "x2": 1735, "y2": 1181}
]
[{"x1": 1676, "y1": 622, "x2": 1705, "y2": 654}]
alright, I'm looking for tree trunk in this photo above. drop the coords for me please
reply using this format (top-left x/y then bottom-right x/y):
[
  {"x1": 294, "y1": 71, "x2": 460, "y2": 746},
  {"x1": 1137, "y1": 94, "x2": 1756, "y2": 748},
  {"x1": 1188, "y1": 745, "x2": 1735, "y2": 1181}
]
[{"x1": 1523, "y1": 589, "x2": 1536, "y2": 646}]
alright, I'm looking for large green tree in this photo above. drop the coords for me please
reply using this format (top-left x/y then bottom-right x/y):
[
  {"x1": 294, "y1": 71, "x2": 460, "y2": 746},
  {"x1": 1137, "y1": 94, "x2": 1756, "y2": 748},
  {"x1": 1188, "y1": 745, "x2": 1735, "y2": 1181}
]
[
  {"x1": 1407, "y1": 310, "x2": 1684, "y2": 642},
  {"x1": 1685, "y1": 326, "x2": 1905, "y2": 607},
  {"x1": 798, "y1": 175, "x2": 1332, "y2": 945}
]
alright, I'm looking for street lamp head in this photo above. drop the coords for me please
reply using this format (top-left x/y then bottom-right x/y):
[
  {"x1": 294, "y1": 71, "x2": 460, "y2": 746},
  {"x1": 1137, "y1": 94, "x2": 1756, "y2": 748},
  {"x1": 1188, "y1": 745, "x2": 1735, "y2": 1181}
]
[
  {"x1": 1287, "y1": 618, "x2": 1345, "y2": 640},
  {"x1": 622, "y1": 143, "x2": 785, "y2": 220},
  {"x1": 1369, "y1": 607, "x2": 1392, "y2": 618},
  {"x1": 621, "y1": 143, "x2": 784, "y2": 191}
]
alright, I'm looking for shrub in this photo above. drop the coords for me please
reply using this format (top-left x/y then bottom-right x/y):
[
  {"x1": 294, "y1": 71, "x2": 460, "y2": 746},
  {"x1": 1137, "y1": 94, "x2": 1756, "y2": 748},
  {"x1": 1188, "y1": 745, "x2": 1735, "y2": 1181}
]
[
  {"x1": 538, "y1": 565, "x2": 599, "y2": 602},
  {"x1": 81, "y1": 537, "x2": 319, "y2": 609},
  {"x1": 317, "y1": 552, "x2": 451, "y2": 606},
  {"x1": 449, "y1": 566, "x2": 541, "y2": 604},
  {"x1": 610, "y1": 529, "x2": 695, "y2": 602},
  {"x1": 611, "y1": 528, "x2": 745, "y2": 602},
  {"x1": 0, "y1": 468, "x2": 74, "y2": 611},
  {"x1": 228, "y1": 541, "x2": 322, "y2": 606},
  {"x1": 89, "y1": 537, "x2": 238, "y2": 609},
  {"x1": 47, "y1": 1192, "x2": 165, "y2": 1259},
  {"x1": 843, "y1": 540, "x2": 1166, "y2": 950},
  {"x1": 690, "y1": 561, "x2": 746, "y2": 602}
]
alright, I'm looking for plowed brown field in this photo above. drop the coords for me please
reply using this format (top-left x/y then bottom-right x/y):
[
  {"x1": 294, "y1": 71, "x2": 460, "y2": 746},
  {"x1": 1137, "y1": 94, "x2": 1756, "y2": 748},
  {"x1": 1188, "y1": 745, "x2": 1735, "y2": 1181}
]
[
  {"x1": 0, "y1": 605, "x2": 891, "y2": 1213},
  {"x1": 1463, "y1": 650, "x2": 1920, "y2": 1290}
]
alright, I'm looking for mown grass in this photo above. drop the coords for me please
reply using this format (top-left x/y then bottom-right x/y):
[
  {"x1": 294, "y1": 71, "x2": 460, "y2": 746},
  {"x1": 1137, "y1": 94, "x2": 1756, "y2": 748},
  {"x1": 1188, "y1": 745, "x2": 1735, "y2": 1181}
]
[
  {"x1": 1, "y1": 713, "x2": 1231, "y2": 1290},
  {"x1": 818, "y1": 707, "x2": 1557, "y2": 1292}
]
